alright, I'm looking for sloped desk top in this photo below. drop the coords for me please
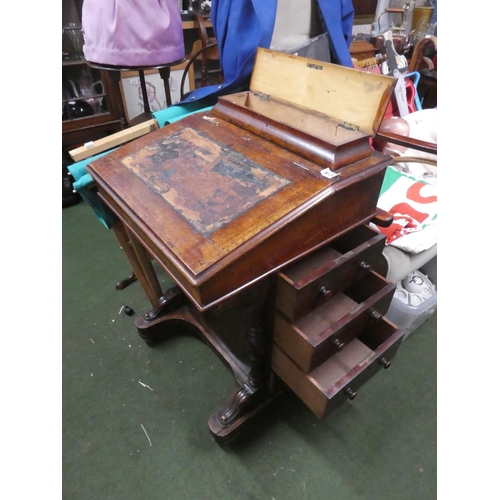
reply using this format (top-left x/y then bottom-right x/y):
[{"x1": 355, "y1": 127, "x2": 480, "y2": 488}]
[{"x1": 88, "y1": 111, "x2": 391, "y2": 310}]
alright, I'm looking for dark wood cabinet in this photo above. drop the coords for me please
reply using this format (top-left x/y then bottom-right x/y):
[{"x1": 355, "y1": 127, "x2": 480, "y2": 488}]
[
  {"x1": 62, "y1": 62, "x2": 128, "y2": 152},
  {"x1": 62, "y1": 0, "x2": 127, "y2": 153}
]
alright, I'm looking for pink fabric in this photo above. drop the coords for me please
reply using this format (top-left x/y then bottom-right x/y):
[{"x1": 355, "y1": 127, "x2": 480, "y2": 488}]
[{"x1": 82, "y1": 0, "x2": 185, "y2": 67}]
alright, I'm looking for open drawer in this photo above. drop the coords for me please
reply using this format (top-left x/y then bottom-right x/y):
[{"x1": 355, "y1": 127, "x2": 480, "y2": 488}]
[
  {"x1": 275, "y1": 224, "x2": 388, "y2": 321},
  {"x1": 271, "y1": 317, "x2": 404, "y2": 419},
  {"x1": 274, "y1": 270, "x2": 395, "y2": 372}
]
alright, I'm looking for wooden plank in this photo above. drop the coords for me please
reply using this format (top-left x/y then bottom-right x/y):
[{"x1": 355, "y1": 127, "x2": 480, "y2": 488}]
[
  {"x1": 250, "y1": 48, "x2": 396, "y2": 136},
  {"x1": 69, "y1": 119, "x2": 159, "y2": 162}
]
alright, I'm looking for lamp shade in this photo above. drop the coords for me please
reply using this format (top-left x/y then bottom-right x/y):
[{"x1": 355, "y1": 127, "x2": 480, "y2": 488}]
[{"x1": 82, "y1": 0, "x2": 185, "y2": 67}]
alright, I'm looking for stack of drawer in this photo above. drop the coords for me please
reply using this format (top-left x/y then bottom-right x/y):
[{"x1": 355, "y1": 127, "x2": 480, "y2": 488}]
[{"x1": 271, "y1": 224, "x2": 405, "y2": 419}]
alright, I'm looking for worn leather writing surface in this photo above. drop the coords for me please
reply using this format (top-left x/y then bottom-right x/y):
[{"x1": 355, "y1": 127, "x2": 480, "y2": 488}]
[
  {"x1": 121, "y1": 126, "x2": 291, "y2": 238},
  {"x1": 89, "y1": 113, "x2": 333, "y2": 272}
]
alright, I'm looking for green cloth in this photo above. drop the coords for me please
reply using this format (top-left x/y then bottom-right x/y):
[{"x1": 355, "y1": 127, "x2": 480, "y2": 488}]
[
  {"x1": 68, "y1": 103, "x2": 213, "y2": 228},
  {"x1": 153, "y1": 103, "x2": 213, "y2": 128}
]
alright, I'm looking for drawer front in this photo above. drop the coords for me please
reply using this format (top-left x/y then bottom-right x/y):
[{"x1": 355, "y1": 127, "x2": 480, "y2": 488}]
[
  {"x1": 276, "y1": 225, "x2": 387, "y2": 321},
  {"x1": 271, "y1": 317, "x2": 404, "y2": 419},
  {"x1": 273, "y1": 271, "x2": 395, "y2": 372}
]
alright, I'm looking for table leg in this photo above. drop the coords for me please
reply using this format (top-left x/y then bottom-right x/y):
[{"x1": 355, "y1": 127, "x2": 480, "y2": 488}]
[
  {"x1": 138, "y1": 70, "x2": 152, "y2": 114},
  {"x1": 115, "y1": 272, "x2": 137, "y2": 291},
  {"x1": 112, "y1": 220, "x2": 163, "y2": 306},
  {"x1": 135, "y1": 278, "x2": 280, "y2": 442},
  {"x1": 207, "y1": 297, "x2": 279, "y2": 443},
  {"x1": 158, "y1": 67, "x2": 172, "y2": 107}
]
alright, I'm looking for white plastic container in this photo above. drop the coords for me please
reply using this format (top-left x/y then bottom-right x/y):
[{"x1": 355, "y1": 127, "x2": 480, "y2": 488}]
[{"x1": 385, "y1": 270, "x2": 437, "y2": 340}]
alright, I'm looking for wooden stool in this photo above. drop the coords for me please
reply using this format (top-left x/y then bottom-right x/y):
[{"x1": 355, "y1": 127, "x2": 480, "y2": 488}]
[{"x1": 87, "y1": 58, "x2": 186, "y2": 125}]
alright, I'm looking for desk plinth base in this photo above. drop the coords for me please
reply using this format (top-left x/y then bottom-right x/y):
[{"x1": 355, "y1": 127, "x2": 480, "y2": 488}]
[
  {"x1": 135, "y1": 282, "x2": 279, "y2": 443},
  {"x1": 208, "y1": 386, "x2": 279, "y2": 444}
]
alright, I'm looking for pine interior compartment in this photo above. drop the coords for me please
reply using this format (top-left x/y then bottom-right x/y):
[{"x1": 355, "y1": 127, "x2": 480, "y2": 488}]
[
  {"x1": 276, "y1": 224, "x2": 387, "y2": 322},
  {"x1": 211, "y1": 48, "x2": 396, "y2": 171},
  {"x1": 274, "y1": 270, "x2": 395, "y2": 372},
  {"x1": 271, "y1": 317, "x2": 404, "y2": 419},
  {"x1": 213, "y1": 91, "x2": 373, "y2": 170}
]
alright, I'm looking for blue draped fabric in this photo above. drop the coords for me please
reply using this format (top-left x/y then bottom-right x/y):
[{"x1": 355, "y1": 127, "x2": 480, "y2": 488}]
[
  {"x1": 181, "y1": 0, "x2": 354, "y2": 106},
  {"x1": 317, "y1": 0, "x2": 355, "y2": 66}
]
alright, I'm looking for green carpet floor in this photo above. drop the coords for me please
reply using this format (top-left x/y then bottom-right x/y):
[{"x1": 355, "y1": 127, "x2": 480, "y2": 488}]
[{"x1": 63, "y1": 199, "x2": 437, "y2": 500}]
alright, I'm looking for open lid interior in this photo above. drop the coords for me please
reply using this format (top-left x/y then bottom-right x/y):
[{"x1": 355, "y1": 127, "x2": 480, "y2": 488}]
[{"x1": 249, "y1": 48, "x2": 395, "y2": 137}]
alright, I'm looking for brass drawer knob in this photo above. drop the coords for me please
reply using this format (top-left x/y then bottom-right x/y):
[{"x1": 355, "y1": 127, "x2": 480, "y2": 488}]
[
  {"x1": 344, "y1": 388, "x2": 357, "y2": 400},
  {"x1": 318, "y1": 286, "x2": 332, "y2": 301},
  {"x1": 332, "y1": 338, "x2": 345, "y2": 351},
  {"x1": 379, "y1": 357, "x2": 391, "y2": 369},
  {"x1": 359, "y1": 261, "x2": 372, "y2": 272}
]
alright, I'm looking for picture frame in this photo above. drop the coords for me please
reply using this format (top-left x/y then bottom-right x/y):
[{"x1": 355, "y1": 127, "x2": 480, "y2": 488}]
[{"x1": 119, "y1": 60, "x2": 195, "y2": 122}]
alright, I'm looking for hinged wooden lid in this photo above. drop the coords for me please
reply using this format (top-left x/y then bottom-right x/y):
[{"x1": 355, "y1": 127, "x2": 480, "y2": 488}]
[{"x1": 250, "y1": 48, "x2": 395, "y2": 137}]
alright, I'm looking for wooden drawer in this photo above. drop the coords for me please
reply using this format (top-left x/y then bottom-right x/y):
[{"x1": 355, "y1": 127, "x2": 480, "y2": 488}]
[
  {"x1": 271, "y1": 318, "x2": 404, "y2": 419},
  {"x1": 276, "y1": 225, "x2": 387, "y2": 321},
  {"x1": 273, "y1": 271, "x2": 395, "y2": 372}
]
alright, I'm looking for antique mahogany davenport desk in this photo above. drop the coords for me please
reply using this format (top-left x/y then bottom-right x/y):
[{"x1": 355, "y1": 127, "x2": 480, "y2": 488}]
[{"x1": 86, "y1": 49, "x2": 403, "y2": 443}]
